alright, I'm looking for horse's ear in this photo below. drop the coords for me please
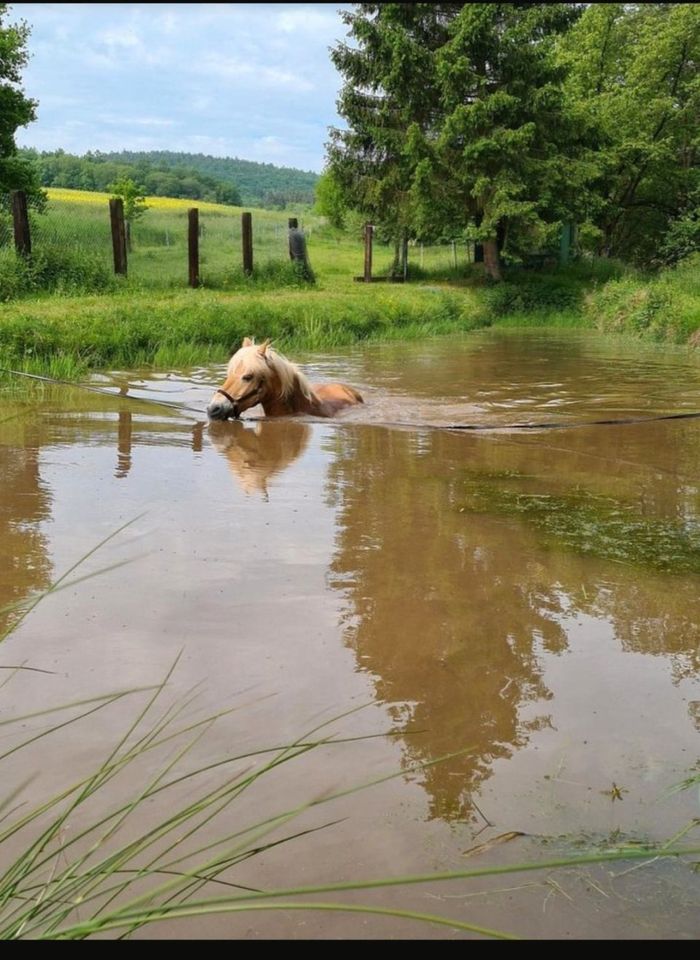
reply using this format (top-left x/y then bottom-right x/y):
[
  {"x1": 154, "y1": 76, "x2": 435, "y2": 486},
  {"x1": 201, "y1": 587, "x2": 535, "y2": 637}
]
[
  {"x1": 242, "y1": 337, "x2": 254, "y2": 348},
  {"x1": 257, "y1": 339, "x2": 272, "y2": 356}
]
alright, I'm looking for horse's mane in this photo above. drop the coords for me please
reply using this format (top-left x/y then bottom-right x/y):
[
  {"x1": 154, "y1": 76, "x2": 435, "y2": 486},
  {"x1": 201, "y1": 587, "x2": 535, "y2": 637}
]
[{"x1": 232, "y1": 343, "x2": 314, "y2": 402}]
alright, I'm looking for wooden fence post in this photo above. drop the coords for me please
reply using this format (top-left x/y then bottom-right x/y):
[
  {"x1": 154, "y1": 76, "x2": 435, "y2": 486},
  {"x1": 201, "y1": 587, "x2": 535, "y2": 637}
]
[
  {"x1": 242, "y1": 211, "x2": 253, "y2": 275},
  {"x1": 109, "y1": 198, "x2": 127, "y2": 275},
  {"x1": 288, "y1": 217, "x2": 298, "y2": 259},
  {"x1": 363, "y1": 222, "x2": 373, "y2": 282},
  {"x1": 11, "y1": 190, "x2": 31, "y2": 256},
  {"x1": 188, "y1": 208, "x2": 199, "y2": 288}
]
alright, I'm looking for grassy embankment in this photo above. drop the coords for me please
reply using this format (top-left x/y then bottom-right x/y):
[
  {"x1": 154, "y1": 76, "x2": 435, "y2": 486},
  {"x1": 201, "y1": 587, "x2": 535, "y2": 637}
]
[{"x1": 0, "y1": 189, "x2": 698, "y2": 378}]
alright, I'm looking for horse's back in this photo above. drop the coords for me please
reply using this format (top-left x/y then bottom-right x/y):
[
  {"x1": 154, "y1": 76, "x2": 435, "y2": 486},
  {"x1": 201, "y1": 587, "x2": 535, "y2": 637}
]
[{"x1": 314, "y1": 382, "x2": 364, "y2": 415}]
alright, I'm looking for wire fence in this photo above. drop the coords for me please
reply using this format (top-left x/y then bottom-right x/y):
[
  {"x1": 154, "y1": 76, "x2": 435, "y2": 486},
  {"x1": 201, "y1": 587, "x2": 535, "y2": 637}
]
[
  {"x1": 1, "y1": 189, "x2": 487, "y2": 295},
  {"x1": 0, "y1": 192, "x2": 305, "y2": 291}
]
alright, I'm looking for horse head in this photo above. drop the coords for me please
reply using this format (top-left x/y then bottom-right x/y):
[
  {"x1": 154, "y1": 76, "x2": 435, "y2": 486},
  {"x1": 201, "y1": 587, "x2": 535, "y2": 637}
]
[{"x1": 207, "y1": 337, "x2": 277, "y2": 420}]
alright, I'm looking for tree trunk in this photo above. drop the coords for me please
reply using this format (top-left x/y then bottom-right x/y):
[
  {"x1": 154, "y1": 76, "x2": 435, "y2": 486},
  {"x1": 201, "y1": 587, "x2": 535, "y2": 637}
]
[{"x1": 482, "y1": 237, "x2": 502, "y2": 281}]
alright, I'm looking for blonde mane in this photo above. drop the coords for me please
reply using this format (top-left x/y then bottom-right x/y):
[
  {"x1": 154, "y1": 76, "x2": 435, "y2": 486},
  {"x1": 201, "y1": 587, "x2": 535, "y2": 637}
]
[
  {"x1": 209, "y1": 336, "x2": 363, "y2": 420},
  {"x1": 231, "y1": 343, "x2": 315, "y2": 402}
]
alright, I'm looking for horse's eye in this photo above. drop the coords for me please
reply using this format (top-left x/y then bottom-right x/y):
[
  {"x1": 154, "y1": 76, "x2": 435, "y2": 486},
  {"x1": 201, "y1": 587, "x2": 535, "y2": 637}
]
[{"x1": 241, "y1": 374, "x2": 254, "y2": 382}]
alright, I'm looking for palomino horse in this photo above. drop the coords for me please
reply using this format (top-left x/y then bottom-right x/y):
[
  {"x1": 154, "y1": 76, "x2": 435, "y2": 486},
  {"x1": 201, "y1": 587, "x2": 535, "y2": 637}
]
[{"x1": 206, "y1": 338, "x2": 363, "y2": 420}]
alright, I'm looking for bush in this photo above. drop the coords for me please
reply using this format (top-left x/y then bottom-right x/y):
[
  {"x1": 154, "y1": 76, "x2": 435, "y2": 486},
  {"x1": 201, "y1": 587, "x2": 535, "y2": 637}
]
[
  {"x1": 0, "y1": 245, "x2": 116, "y2": 300},
  {"x1": 483, "y1": 273, "x2": 582, "y2": 318},
  {"x1": 584, "y1": 254, "x2": 700, "y2": 344}
]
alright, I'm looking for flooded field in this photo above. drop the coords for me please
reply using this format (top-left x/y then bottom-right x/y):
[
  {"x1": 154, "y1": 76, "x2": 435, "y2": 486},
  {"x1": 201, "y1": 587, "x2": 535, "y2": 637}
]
[{"x1": 1, "y1": 330, "x2": 699, "y2": 939}]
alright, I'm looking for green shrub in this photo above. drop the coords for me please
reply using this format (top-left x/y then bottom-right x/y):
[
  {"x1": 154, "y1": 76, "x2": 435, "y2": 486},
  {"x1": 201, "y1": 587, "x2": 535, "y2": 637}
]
[{"x1": 0, "y1": 245, "x2": 115, "y2": 300}]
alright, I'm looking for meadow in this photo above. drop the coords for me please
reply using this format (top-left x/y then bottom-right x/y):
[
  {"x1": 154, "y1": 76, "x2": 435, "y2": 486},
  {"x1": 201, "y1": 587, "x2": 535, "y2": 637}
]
[{"x1": 0, "y1": 189, "x2": 698, "y2": 378}]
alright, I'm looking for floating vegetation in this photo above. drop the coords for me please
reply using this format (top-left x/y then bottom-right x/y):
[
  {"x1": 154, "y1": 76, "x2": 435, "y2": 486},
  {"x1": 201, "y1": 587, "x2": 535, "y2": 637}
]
[{"x1": 457, "y1": 477, "x2": 700, "y2": 574}]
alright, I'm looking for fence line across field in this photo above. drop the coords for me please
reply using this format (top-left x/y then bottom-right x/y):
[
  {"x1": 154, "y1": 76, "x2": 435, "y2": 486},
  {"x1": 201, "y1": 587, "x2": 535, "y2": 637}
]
[{"x1": 5, "y1": 189, "x2": 538, "y2": 290}]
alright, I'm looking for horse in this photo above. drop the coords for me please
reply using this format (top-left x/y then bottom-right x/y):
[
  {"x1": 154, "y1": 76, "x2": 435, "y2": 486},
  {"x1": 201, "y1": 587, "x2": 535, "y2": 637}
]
[
  {"x1": 206, "y1": 337, "x2": 364, "y2": 420},
  {"x1": 207, "y1": 419, "x2": 310, "y2": 498}
]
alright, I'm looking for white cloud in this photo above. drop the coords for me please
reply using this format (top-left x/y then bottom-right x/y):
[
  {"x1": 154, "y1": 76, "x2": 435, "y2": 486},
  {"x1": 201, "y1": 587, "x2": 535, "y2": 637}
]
[
  {"x1": 14, "y1": 3, "x2": 352, "y2": 170},
  {"x1": 276, "y1": 6, "x2": 340, "y2": 36},
  {"x1": 198, "y1": 52, "x2": 314, "y2": 92},
  {"x1": 98, "y1": 115, "x2": 178, "y2": 128}
]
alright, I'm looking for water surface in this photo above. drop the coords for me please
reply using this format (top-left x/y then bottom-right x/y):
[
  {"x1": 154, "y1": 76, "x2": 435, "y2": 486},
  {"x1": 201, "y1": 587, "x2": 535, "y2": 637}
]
[{"x1": 1, "y1": 330, "x2": 699, "y2": 939}]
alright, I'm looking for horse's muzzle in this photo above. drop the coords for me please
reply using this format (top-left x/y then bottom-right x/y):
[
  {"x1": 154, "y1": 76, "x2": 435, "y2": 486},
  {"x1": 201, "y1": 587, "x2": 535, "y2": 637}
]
[{"x1": 206, "y1": 401, "x2": 230, "y2": 421}]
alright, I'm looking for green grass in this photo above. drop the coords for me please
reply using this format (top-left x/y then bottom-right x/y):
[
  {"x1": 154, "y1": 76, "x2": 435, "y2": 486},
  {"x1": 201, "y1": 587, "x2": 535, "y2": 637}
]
[
  {"x1": 0, "y1": 190, "x2": 698, "y2": 378},
  {"x1": 0, "y1": 284, "x2": 486, "y2": 372}
]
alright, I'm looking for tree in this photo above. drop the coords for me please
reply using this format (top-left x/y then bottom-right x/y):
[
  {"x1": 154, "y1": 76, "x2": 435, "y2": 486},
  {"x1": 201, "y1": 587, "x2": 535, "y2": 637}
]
[
  {"x1": 0, "y1": 4, "x2": 43, "y2": 204},
  {"x1": 107, "y1": 176, "x2": 148, "y2": 251},
  {"x1": 328, "y1": 4, "x2": 453, "y2": 274},
  {"x1": 328, "y1": 4, "x2": 596, "y2": 280},
  {"x1": 560, "y1": 3, "x2": 700, "y2": 265},
  {"x1": 313, "y1": 169, "x2": 348, "y2": 229},
  {"x1": 410, "y1": 4, "x2": 590, "y2": 279}
]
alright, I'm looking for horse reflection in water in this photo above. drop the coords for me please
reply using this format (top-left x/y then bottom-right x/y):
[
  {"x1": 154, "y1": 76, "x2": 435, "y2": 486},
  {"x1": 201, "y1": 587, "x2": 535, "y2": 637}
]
[
  {"x1": 207, "y1": 419, "x2": 311, "y2": 499},
  {"x1": 207, "y1": 337, "x2": 363, "y2": 421}
]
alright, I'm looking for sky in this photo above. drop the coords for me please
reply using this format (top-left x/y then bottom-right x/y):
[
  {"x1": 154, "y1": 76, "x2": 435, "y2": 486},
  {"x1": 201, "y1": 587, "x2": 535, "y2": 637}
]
[{"x1": 10, "y1": 2, "x2": 353, "y2": 173}]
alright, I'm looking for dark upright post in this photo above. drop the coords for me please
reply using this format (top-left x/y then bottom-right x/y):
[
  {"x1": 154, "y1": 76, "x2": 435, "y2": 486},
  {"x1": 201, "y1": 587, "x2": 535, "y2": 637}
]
[
  {"x1": 288, "y1": 217, "x2": 298, "y2": 259},
  {"x1": 188, "y1": 208, "x2": 199, "y2": 288},
  {"x1": 364, "y1": 222, "x2": 373, "y2": 282},
  {"x1": 109, "y1": 198, "x2": 128, "y2": 275},
  {"x1": 242, "y1": 211, "x2": 253, "y2": 275},
  {"x1": 11, "y1": 190, "x2": 31, "y2": 256}
]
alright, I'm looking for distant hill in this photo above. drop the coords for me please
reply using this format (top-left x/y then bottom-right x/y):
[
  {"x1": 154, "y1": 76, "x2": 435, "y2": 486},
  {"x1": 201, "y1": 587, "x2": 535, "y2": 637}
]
[
  {"x1": 19, "y1": 149, "x2": 320, "y2": 209},
  {"x1": 98, "y1": 151, "x2": 319, "y2": 208}
]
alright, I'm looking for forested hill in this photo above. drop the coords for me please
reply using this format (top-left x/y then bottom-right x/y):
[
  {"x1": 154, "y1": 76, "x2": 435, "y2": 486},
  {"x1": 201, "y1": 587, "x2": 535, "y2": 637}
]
[
  {"x1": 20, "y1": 148, "x2": 319, "y2": 209},
  {"x1": 99, "y1": 151, "x2": 319, "y2": 208}
]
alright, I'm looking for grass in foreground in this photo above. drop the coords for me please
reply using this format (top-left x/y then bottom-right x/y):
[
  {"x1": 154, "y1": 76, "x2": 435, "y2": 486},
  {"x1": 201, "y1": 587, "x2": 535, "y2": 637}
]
[{"x1": 0, "y1": 188, "x2": 698, "y2": 379}]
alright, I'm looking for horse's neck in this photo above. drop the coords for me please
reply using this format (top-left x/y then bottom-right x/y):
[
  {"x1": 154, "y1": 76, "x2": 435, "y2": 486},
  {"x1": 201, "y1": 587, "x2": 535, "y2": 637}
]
[{"x1": 262, "y1": 374, "x2": 323, "y2": 417}]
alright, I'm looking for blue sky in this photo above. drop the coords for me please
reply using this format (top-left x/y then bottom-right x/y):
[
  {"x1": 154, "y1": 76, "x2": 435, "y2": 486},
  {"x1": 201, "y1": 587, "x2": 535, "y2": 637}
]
[{"x1": 10, "y1": 2, "x2": 353, "y2": 172}]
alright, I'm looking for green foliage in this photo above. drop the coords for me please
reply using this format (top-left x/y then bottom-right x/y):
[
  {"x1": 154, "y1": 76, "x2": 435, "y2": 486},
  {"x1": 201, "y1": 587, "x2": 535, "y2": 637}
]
[
  {"x1": 20, "y1": 148, "x2": 244, "y2": 206},
  {"x1": 657, "y1": 199, "x2": 700, "y2": 267},
  {"x1": 106, "y1": 150, "x2": 318, "y2": 207},
  {"x1": 107, "y1": 176, "x2": 148, "y2": 223},
  {"x1": 328, "y1": 4, "x2": 594, "y2": 281},
  {"x1": 559, "y1": 3, "x2": 700, "y2": 266},
  {"x1": 313, "y1": 169, "x2": 348, "y2": 229},
  {"x1": 0, "y1": 283, "x2": 486, "y2": 370},
  {"x1": 584, "y1": 254, "x2": 700, "y2": 343},
  {"x1": 22, "y1": 149, "x2": 318, "y2": 208},
  {"x1": 0, "y1": 4, "x2": 43, "y2": 203},
  {"x1": 0, "y1": 245, "x2": 115, "y2": 300},
  {"x1": 327, "y1": 3, "x2": 699, "y2": 276}
]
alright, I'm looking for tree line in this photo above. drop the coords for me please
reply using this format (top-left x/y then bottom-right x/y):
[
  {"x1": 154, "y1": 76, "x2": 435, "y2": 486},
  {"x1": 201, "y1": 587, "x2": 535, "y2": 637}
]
[
  {"x1": 84, "y1": 150, "x2": 319, "y2": 209},
  {"x1": 18, "y1": 148, "x2": 243, "y2": 206},
  {"x1": 321, "y1": 3, "x2": 698, "y2": 279}
]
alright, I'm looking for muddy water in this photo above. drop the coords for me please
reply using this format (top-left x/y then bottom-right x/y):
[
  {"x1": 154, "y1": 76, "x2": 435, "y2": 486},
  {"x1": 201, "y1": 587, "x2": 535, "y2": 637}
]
[{"x1": 1, "y1": 330, "x2": 699, "y2": 939}]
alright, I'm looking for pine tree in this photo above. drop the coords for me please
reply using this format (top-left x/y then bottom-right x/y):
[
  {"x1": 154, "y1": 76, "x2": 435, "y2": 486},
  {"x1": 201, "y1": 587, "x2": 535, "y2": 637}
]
[{"x1": 328, "y1": 4, "x2": 592, "y2": 280}]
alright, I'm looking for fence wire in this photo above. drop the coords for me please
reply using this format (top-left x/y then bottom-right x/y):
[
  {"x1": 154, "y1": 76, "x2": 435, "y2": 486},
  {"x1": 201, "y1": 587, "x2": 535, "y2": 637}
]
[{"x1": 2, "y1": 189, "x2": 484, "y2": 294}]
